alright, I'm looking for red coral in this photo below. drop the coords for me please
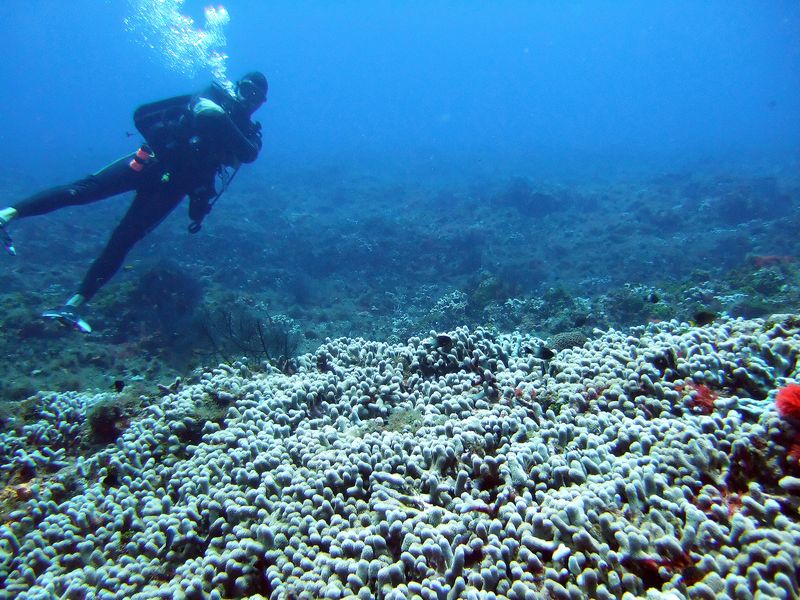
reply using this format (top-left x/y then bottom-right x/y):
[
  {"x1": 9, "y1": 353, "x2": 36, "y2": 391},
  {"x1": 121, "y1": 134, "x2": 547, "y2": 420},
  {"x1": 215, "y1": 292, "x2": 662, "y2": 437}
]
[
  {"x1": 787, "y1": 441, "x2": 800, "y2": 467},
  {"x1": 776, "y1": 384, "x2": 800, "y2": 420},
  {"x1": 677, "y1": 380, "x2": 717, "y2": 415}
]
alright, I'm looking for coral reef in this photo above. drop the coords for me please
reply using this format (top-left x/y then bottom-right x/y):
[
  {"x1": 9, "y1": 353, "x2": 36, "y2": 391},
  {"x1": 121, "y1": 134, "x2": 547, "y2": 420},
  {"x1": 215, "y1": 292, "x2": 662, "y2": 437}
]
[
  {"x1": 0, "y1": 170, "x2": 798, "y2": 395},
  {"x1": 1, "y1": 316, "x2": 799, "y2": 598},
  {"x1": 1, "y1": 168, "x2": 799, "y2": 598}
]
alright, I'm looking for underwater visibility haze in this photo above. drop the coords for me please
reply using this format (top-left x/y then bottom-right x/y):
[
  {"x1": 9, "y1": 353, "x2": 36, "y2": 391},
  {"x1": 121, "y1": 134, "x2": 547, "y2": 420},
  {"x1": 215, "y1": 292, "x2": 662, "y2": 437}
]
[{"x1": 1, "y1": 2, "x2": 800, "y2": 598}]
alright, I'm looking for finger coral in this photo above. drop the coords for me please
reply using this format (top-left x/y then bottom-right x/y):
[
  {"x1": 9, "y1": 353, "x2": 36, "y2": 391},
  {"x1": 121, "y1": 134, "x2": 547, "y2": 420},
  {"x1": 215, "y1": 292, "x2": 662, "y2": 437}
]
[{"x1": 3, "y1": 317, "x2": 800, "y2": 598}]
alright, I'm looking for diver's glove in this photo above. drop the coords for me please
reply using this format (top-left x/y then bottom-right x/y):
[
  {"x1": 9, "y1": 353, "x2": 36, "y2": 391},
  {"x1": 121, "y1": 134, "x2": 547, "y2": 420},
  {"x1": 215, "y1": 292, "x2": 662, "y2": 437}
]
[
  {"x1": 0, "y1": 217, "x2": 15, "y2": 256},
  {"x1": 42, "y1": 305, "x2": 92, "y2": 333}
]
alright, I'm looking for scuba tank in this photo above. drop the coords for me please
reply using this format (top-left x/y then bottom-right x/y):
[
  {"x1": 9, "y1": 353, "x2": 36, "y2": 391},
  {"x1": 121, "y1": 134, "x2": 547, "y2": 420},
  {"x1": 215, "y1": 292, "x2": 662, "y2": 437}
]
[
  {"x1": 133, "y1": 85, "x2": 250, "y2": 233},
  {"x1": 133, "y1": 94, "x2": 194, "y2": 158}
]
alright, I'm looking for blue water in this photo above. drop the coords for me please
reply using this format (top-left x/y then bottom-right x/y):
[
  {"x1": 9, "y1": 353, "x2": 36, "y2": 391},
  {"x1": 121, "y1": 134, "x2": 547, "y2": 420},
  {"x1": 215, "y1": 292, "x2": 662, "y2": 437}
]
[{"x1": 0, "y1": 1, "x2": 798, "y2": 181}]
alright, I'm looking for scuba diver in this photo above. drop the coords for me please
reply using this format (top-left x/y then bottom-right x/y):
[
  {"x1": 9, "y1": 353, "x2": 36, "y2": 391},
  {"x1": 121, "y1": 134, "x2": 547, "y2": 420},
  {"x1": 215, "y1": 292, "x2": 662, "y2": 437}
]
[{"x1": 0, "y1": 71, "x2": 267, "y2": 333}]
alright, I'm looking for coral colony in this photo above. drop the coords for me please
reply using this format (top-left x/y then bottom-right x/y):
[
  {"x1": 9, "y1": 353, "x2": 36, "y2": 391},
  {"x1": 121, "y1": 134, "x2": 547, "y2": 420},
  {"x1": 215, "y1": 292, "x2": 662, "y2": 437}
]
[
  {"x1": 775, "y1": 384, "x2": 800, "y2": 420},
  {"x1": 2, "y1": 314, "x2": 800, "y2": 598}
]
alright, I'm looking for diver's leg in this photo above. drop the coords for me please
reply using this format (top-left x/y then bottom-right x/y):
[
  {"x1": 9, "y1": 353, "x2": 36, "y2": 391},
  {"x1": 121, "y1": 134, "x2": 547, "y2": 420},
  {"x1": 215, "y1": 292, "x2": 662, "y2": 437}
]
[
  {"x1": 8, "y1": 154, "x2": 143, "y2": 220},
  {"x1": 43, "y1": 186, "x2": 184, "y2": 332},
  {"x1": 75, "y1": 188, "x2": 185, "y2": 304},
  {"x1": 1, "y1": 154, "x2": 147, "y2": 256}
]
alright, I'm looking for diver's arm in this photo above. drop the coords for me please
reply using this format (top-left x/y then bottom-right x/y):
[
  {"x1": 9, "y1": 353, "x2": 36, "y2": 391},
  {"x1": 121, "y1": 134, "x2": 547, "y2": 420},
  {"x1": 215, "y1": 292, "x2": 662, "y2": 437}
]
[{"x1": 193, "y1": 98, "x2": 262, "y2": 163}]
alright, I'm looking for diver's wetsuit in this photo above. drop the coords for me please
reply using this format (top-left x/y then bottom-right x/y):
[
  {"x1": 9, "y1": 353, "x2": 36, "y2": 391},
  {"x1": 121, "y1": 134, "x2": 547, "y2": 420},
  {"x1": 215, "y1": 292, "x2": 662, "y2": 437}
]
[{"x1": 13, "y1": 82, "x2": 262, "y2": 302}]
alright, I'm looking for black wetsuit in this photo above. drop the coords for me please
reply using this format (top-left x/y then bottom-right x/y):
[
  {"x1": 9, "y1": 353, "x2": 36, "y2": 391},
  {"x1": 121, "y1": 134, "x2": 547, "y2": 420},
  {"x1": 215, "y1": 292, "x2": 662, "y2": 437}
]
[{"x1": 14, "y1": 83, "x2": 262, "y2": 302}]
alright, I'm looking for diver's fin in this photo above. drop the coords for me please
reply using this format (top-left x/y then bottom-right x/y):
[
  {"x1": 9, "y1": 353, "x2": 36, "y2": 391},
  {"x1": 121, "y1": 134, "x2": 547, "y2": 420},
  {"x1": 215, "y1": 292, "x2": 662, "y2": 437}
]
[
  {"x1": 0, "y1": 222, "x2": 15, "y2": 256},
  {"x1": 42, "y1": 306, "x2": 92, "y2": 333}
]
